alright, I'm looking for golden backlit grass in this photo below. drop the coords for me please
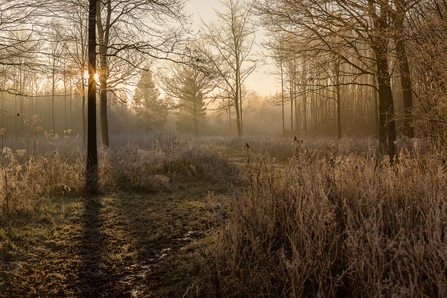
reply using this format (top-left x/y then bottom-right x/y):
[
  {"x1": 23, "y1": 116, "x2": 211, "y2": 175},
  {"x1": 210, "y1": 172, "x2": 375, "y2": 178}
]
[
  {"x1": 206, "y1": 138, "x2": 447, "y2": 297},
  {"x1": 1, "y1": 134, "x2": 447, "y2": 297}
]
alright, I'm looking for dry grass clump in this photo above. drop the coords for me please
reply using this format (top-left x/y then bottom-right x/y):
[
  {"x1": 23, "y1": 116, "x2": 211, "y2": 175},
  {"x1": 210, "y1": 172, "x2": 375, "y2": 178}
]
[
  {"x1": 208, "y1": 147, "x2": 447, "y2": 297},
  {"x1": 224, "y1": 136, "x2": 378, "y2": 163},
  {"x1": 0, "y1": 134, "x2": 229, "y2": 217},
  {"x1": 0, "y1": 134, "x2": 85, "y2": 216},
  {"x1": 101, "y1": 137, "x2": 228, "y2": 192}
]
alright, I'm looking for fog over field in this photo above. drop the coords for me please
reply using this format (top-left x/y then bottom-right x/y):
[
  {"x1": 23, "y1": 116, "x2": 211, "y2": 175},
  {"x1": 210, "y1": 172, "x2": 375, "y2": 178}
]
[{"x1": 1, "y1": 0, "x2": 447, "y2": 297}]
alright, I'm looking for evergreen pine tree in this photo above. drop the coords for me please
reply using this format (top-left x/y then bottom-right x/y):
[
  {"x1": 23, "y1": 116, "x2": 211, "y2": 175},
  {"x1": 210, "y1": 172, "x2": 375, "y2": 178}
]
[
  {"x1": 176, "y1": 75, "x2": 208, "y2": 136},
  {"x1": 132, "y1": 70, "x2": 168, "y2": 133}
]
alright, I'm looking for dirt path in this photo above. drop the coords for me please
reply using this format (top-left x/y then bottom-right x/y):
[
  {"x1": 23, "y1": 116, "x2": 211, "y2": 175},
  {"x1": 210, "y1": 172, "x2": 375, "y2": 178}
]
[{"x1": 0, "y1": 180, "x2": 228, "y2": 297}]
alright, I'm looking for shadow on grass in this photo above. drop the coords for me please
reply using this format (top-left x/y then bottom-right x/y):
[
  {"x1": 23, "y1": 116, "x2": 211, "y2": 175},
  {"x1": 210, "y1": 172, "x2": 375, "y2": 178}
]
[
  {"x1": 76, "y1": 197, "x2": 107, "y2": 297},
  {"x1": 111, "y1": 183, "x2": 224, "y2": 297}
]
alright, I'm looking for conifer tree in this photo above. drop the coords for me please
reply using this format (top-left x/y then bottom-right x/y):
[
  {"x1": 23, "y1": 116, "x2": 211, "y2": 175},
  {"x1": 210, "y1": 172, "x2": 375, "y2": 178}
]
[
  {"x1": 176, "y1": 75, "x2": 208, "y2": 136},
  {"x1": 132, "y1": 70, "x2": 168, "y2": 134},
  {"x1": 160, "y1": 63, "x2": 214, "y2": 137}
]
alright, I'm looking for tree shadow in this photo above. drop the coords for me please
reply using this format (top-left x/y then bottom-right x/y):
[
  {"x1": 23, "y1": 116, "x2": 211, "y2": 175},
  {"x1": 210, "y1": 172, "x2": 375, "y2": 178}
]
[{"x1": 76, "y1": 197, "x2": 107, "y2": 297}]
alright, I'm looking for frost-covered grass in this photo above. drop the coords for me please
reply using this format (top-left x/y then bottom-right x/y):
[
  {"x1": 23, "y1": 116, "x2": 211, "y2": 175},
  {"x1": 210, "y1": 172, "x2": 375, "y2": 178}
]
[
  {"x1": 206, "y1": 137, "x2": 447, "y2": 297},
  {"x1": 0, "y1": 134, "x2": 229, "y2": 216},
  {"x1": 0, "y1": 133, "x2": 234, "y2": 297},
  {"x1": 2, "y1": 133, "x2": 447, "y2": 297},
  {"x1": 223, "y1": 135, "x2": 379, "y2": 163}
]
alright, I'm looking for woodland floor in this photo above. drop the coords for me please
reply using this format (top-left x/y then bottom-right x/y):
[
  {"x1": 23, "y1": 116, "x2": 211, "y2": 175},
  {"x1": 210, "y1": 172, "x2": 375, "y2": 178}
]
[{"x1": 0, "y1": 177, "x2": 231, "y2": 297}]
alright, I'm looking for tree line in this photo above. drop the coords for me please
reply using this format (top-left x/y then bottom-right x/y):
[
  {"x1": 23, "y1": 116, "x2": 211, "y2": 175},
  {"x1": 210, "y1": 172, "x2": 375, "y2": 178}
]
[{"x1": 1, "y1": 0, "x2": 447, "y2": 190}]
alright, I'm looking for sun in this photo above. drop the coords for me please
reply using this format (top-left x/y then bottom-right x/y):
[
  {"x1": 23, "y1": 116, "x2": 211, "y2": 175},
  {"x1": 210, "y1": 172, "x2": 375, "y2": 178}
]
[{"x1": 84, "y1": 70, "x2": 100, "y2": 83}]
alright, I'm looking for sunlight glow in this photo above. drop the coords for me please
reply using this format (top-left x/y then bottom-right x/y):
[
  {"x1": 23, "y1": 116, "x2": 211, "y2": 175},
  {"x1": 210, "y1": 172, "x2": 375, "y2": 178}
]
[{"x1": 84, "y1": 71, "x2": 100, "y2": 84}]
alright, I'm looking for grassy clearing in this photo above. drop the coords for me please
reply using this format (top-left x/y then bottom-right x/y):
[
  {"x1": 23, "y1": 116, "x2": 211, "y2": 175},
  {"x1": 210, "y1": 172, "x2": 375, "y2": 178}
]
[
  {"x1": 2, "y1": 135, "x2": 447, "y2": 297},
  {"x1": 0, "y1": 181, "x2": 232, "y2": 297},
  {"x1": 0, "y1": 135, "x2": 236, "y2": 297}
]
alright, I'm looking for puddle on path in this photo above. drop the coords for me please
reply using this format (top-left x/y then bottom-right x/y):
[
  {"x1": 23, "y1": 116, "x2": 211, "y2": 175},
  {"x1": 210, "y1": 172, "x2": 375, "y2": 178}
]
[{"x1": 121, "y1": 230, "x2": 207, "y2": 297}]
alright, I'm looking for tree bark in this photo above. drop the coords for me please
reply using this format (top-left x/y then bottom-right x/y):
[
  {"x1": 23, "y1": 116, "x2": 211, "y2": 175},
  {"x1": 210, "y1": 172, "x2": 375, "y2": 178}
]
[
  {"x1": 290, "y1": 73, "x2": 294, "y2": 132},
  {"x1": 97, "y1": 0, "x2": 110, "y2": 147},
  {"x1": 393, "y1": 2, "x2": 414, "y2": 138},
  {"x1": 87, "y1": 0, "x2": 98, "y2": 196},
  {"x1": 371, "y1": 1, "x2": 397, "y2": 158},
  {"x1": 376, "y1": 47, "x2": 397, "y2": 157},
  {"x1": 334, "y1": 59, "x2": 342, "y2": 139},
  {"x1": 281, "y1": 60, "x2": 285, "y2": 136},
  {"x1": 51, "y1": 59, "x2": 56, "y2": 132},
  {"x1": 193, "y1": 98, "x2": 198, "y2": 137},
  {"x1": 234, "y1": 67, "x2": 242, "y2": 136}
]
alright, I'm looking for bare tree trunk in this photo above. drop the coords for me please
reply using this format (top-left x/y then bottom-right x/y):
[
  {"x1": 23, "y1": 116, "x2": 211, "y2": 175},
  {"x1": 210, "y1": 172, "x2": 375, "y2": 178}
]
[
  {"x1": 235, "y1": 67, "x2": 242, "y2": 136},
  {"x1": 238, "y1": 76, "x2": 243, "y2": 136},
  {"x1": 193, "y1": 99, "x2": 198, "y2": 137},
  {"x1": 395, "y1": 30, "x2": 414, "y2": 138},
  {"x1": 87, "y1": 0, "x2": 98, "y2": 196},
  {"x1": 376, "y1": 47, "x2": 397, "y2": 157},
  {"x1": 302, "y1": 56, "x2": 307, "y2": 135},
  {"x1": 82, "y1": 81, "x2": 86, "y2": 144},
  {"x1": 51, "y1": 57, "x2": 56, "y2": 133},
  {"x1": 19, "y1": 63, "x2": 24, "y2": 134},
  {"x1": 372, "y1": 74, "x2": 379, "y2": 136},
  {"x1": 334, "y1": 59, "x2": 342, "y2": 139},
  {"x1": 228, "y1": 99, "x2": 232, "y2": 133},
  {"x1": 64, "y1": 65, "x2": 67, "y2": 130},
  {"x1": 97, "y1": 0, "x2": 110, "y2": 147},
  {"x1": 391, "y1": 0, "x2": 414, "y2": 138},
  {"x1": 290, "y1": 74, "x2": 293, "y2": 132},
  {"x1": 281, "y1": 60, "x2": 285, "y2": 136}
]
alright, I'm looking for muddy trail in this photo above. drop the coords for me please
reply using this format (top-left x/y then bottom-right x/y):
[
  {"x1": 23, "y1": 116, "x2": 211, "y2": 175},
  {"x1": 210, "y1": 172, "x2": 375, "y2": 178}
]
[{"x1": 0, "y1": 179, "x2": 229, "y2": 297}]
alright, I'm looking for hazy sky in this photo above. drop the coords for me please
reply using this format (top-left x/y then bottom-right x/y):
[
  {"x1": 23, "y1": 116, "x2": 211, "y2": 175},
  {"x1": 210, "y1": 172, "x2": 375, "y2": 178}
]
[{"x1": 187, "y1": 0, "x2": 277, "y2": 96}]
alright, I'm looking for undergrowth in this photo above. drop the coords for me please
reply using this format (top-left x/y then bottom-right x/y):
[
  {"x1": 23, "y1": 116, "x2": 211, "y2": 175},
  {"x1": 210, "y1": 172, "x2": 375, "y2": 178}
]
[
  {"x1": 206, "y1": 139, "x2": 447, "y2": 297},
  {"x1": 0, "y1": 134, "x2": 230, "y2": 218}
]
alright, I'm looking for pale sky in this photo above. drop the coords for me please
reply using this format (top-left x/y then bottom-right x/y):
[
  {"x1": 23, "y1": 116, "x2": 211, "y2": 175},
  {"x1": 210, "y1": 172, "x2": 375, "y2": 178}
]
[{"x1": 187, "y1": 0, "x2": 277, "y2": 96}]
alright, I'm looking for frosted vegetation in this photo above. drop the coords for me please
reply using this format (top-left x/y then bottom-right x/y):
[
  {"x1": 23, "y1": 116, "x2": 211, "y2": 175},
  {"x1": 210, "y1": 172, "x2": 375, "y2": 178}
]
[
  {"x1": 2, "y1": 0, "x2": 447, "y2": 295},
  {"x1": 1, "y1": 132, "x2": 446, "y2": 296}
]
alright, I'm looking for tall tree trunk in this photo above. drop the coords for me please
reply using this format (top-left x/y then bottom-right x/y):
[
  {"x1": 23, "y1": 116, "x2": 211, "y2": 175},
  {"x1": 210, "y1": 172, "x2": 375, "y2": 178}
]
[
  {"x1": 372, "y1": 2, "x2": 397, "y2": 158},
  {"x1": 193, "y1": 98, "x2": 198, "y2": 137},
  {"x1": 372, "y1": 74, "x2": 379, "y2": 136},
  {"x1": 82, "y1": 75, "x2": 86, "y2": 144},
  {"x1": 235, "y1": 67, "x2": 242, "y2": 136},
  {"x1": 1, "y1": 74, "x2": 5, "y2": 129},
  {"x1": 234, "y1": 95, "x2": 241, "y2": 136},
  {"x1": 290, "y1": 74, "x2": 293, "y2": 132},
  {"x1": 295, "y1": 81, "x2": 299, "y2": 134},
  {"x1": 52, "y1": 64, "x2": 56, "y2": 133},
  {"x1": 97, "y1": 0, "x2": 110, "y2": 147},
  {"x1": 19, "y1": 64, "x2": 24, "y2": 134},
  {"x1": 376, "y1": 47, "x2": 397, "y2": 157},
  {"x1": 64, "y1": 65, "x2": 67, "y2": 130},
  {"x1": 334, "y1": 59, "x2": 342, "y2": 139},
  {"x1": 281, "y1": 60, "x2": 285, "y2": 136},
  {"x1": 394, "y1": 12, "x2": 414, "y2": 138},
  {"x1": 239, "y1": 80, "x2": 243, "y2": 135},
  {"x1": 228, "y1": 99, "x2": 232, "y2": 133},
  {"x1": 87, "y1": 0, "x2": 98, "y2": 196},
  {"x1": 302, "y1": 56, "x2": 307, "y2": 135}
]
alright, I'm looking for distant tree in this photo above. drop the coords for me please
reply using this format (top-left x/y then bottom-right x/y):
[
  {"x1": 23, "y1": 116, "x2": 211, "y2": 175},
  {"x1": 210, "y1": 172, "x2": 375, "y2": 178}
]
[
  {"x1": 132, "y1": 70, "x2": 168, "y2": 134},
  {"x1": 200, "y1": 0, "x2": 257, "y2": 137},
  {"x1": 92, "y1": 0, "x2": 191, "y2": 147},
  {"x1": 257, "y1": 0, "x2": 398, "y2": 156},
  {"x1": 160, "y1": 63, "x2": 214, "y2": 137},
  {"x1": 176, "y1": 86, "x2": 207, "y2": 136}
]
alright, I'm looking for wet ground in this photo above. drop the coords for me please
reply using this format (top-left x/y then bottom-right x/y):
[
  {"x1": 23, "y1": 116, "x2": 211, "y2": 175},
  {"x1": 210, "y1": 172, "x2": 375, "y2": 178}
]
[{"x1": 0, "y1": 180, "x2": 227, "y2": 297}]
